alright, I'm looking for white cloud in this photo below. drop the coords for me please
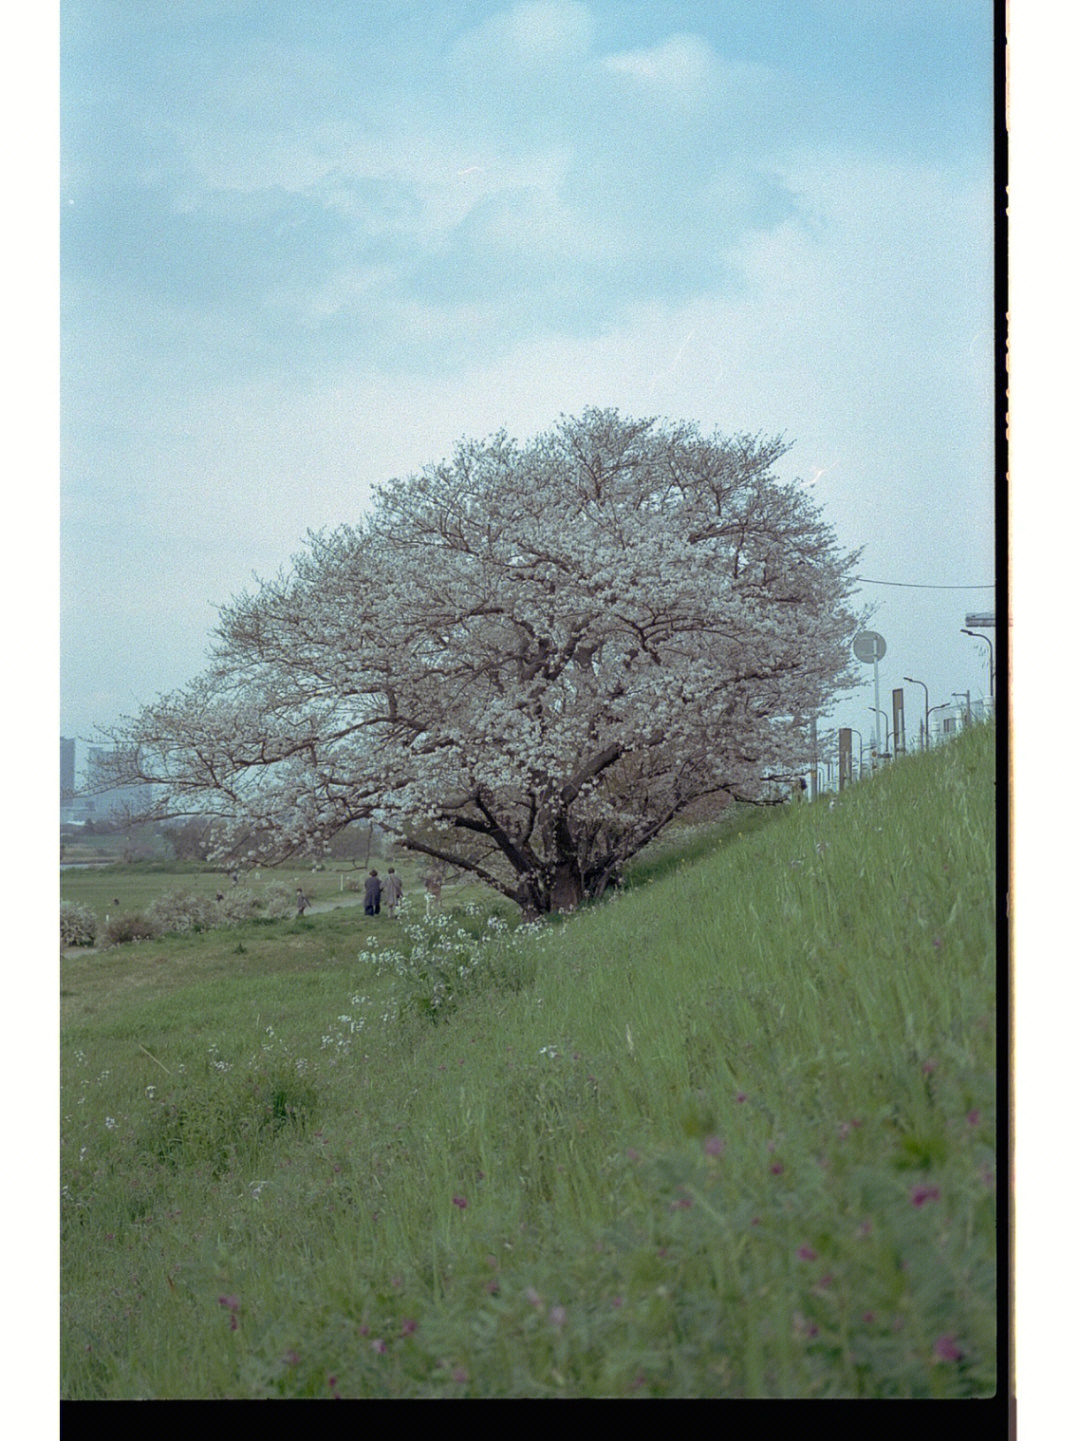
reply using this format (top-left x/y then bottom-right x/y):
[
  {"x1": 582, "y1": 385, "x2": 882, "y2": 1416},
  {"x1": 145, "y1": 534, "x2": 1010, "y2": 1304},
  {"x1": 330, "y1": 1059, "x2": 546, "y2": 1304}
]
[
  {"x1": 449, "y1": 0, "x2": 596, "y2": 70},
  {"x1": 601, "y1": 32, "x2": 721, "y2": 106}
]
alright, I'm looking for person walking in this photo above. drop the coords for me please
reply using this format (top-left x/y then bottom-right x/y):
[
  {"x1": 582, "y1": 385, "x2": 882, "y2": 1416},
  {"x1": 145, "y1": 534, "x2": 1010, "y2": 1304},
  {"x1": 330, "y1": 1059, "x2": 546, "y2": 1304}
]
[
  {"x1": 296, "y1": 888, "x2": 310, "y2": 917},
  {"x1": 364, "y1": 869, "x2": 382, "y2": 916},
  {"x1": 383, "y1": 867, "x2": 403, "y2": 918}
]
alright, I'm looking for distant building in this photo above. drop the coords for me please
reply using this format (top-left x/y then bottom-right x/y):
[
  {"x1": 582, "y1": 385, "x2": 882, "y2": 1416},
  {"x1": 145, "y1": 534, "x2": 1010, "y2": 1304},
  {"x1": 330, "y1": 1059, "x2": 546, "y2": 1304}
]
[
  {"x1": 60, "y1": 737, "x2": 75, "y2": 809},
  {"x1": 61, "y1": 739, "x2": 159, "y2": 826},
  {"x1": 930, "y1": 698, "x2": 991, "y2": 745}
]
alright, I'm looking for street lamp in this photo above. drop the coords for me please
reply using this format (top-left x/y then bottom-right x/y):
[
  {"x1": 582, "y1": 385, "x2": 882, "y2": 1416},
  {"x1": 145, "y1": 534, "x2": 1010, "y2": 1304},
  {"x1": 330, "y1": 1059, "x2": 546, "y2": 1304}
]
[
  {"x1": 927, "y1": 701, "x2": 952, "y2": 746},
  {"x1": 961, "y1": 629, "x2": 995, "y2": 700},
  {"x1": 848, "y1": 727, "x2": 865, "y2": 779},
  {"x1": 903, "y1": 677, "x2": 930, "y2": 752},
  {"x1": 869, "y1": 707, "x2": 891, "y2": 761}
]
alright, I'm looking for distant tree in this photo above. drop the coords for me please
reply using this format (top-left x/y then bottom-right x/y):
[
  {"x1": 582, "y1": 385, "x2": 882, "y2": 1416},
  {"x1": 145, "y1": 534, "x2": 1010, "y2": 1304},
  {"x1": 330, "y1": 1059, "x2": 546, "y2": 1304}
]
[
  {"x1": 326, "y1": 820, "x2": 388, "y2": 863},
  {"x1": 120, "y1": 821, "x2": 165, "y2": 864},
  {"x1": 105, "y1": 410, "x2": 860, "y2": 915},
  {"x1": 164, "y1": 818, "x2": 218, "y2": 863}
]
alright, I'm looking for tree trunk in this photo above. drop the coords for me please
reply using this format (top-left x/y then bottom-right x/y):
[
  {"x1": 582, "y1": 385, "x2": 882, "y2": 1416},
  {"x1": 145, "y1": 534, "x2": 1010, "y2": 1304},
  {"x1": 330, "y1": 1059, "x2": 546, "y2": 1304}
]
[{"x1": 549, "y1": 862, "x2": 583, "y2": 914}]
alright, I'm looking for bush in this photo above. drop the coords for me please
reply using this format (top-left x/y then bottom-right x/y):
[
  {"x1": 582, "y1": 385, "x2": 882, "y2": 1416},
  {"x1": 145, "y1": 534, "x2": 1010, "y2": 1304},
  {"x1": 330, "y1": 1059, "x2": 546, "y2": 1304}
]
[
  {"x1": 217, "y1": 886, "x2": 261, "y2": 923},
  {"x1": 260, "y1": 880, "x2": 295, "y2": 919},
  {"x1": 60, "y1": 902, "x2": 98, "y2": 948},
  {"x1": 353, "y1": 904, "x2": 545, "y2": 1025},
  {"x1": 145, "y1": 889, "x2": 219, "y2": 936},
  {"x1": 103, "y1": 912, "x2": 157, "y2": 945}
]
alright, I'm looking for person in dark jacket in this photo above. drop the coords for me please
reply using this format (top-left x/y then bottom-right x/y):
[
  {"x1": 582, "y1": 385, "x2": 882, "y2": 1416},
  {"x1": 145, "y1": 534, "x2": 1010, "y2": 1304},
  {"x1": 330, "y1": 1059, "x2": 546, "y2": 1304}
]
[{"x1": 363, "y1": 869, "x2": 382, "y2": 916}]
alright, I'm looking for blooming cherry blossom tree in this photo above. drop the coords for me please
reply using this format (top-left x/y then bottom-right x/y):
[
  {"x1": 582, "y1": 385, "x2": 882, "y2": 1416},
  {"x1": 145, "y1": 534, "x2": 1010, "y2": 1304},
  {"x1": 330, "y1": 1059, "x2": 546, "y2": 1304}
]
[{"x1": 105, "y1": 409, "x2": 860, "y2": 914}]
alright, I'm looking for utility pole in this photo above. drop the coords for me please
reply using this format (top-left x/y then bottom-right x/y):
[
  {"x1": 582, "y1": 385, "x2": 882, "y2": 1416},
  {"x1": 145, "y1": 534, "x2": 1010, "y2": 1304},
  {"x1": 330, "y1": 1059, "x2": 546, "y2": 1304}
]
[{"x1": 810, "y1": 715, "x2": 818, "y2": 801}]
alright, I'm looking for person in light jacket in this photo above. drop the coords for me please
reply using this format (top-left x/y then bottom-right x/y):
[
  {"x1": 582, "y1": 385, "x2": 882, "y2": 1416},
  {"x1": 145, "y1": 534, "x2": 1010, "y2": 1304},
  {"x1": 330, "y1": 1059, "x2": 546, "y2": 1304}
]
[{"x1": 383, "y1": 867, "x2": 403, "y2": 918}]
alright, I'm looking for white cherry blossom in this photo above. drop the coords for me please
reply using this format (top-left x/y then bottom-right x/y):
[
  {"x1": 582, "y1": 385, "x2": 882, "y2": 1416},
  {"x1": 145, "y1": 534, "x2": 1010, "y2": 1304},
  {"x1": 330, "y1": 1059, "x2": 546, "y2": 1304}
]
[{"x1": 105, "y1": 409, "x2": 860, "y2": 914}]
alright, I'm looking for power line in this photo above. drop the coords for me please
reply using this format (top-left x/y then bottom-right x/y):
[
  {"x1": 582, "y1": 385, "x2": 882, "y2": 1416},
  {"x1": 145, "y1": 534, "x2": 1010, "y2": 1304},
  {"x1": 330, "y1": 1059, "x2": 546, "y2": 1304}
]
[{"x1": 855, "y1": 576, "x2": 995, "y2": 591}]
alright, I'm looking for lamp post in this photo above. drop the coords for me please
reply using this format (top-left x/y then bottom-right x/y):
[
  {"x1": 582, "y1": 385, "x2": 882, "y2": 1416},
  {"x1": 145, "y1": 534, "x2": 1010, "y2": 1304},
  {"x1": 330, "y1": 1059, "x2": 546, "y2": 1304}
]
[
  {"x1": 927, "y1": 701, "x2": 951, "y2": 746},
  {"x1": 849, "y1": 727, "x2": 865, "y2": 779},
  {"x1": 869, "y1": 708, "x2": 891, "y2": 762},
  {"x1": 961, "y1": 629, "x2": 995, "y2": 700},
  {"x1": 903, "y1": 677, "x2": 930, "y2": 752}
]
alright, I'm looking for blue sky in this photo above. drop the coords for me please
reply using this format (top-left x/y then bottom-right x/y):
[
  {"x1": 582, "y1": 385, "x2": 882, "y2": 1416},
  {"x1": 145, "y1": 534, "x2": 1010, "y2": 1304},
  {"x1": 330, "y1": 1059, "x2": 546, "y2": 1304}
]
[{"x1": 59, "y1": 0, "x2": 997, "y2": 754}]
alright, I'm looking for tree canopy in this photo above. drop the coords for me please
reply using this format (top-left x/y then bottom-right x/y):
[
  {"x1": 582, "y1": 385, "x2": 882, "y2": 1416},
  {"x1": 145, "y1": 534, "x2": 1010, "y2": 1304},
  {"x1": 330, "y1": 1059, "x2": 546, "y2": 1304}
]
[{"x1": 107, "y1": 409, "x2": 860, "y2": 913}]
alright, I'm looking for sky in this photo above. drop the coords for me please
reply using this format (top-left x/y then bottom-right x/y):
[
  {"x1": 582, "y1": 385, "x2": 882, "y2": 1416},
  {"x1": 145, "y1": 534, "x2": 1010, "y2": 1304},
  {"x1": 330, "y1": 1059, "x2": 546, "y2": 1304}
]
[{"x1": 58, "y1": 0, "x2": 998, "y2": 765}]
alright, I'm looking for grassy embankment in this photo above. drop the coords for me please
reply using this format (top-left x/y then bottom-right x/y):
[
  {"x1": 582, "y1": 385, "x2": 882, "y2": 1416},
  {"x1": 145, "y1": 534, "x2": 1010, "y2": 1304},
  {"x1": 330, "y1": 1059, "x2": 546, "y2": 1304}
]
[{"x1": 60, "y1": 723, "x2": 998, "y2": 1398}]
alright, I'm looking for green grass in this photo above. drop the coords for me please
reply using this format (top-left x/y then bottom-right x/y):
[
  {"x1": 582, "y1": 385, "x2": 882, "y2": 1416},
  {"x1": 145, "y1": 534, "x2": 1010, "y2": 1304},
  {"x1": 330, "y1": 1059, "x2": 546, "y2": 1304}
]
[
  {"x1": 62, "y1": 858, "x2": 385, "y2": 919},
  {"x1": 60, "y1": 725, "x2": 998, "y2": 1398}
]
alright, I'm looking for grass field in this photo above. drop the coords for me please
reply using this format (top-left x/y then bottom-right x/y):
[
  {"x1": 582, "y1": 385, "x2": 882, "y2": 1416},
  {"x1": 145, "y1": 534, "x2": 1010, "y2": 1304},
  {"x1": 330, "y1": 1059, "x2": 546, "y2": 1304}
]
[
  {"x1": 61, "y1": 857, "x2": 419, "y2": 924},
  {"x1": 60, "y1": 723, "x2": 999, "y2": 1398}
]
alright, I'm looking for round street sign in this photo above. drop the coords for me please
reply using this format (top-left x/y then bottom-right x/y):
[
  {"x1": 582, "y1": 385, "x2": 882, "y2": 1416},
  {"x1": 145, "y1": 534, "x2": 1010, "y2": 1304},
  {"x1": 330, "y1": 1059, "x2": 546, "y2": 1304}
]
[{"x1": 852, "y1": 631, "x2": 887, "y2": 663}]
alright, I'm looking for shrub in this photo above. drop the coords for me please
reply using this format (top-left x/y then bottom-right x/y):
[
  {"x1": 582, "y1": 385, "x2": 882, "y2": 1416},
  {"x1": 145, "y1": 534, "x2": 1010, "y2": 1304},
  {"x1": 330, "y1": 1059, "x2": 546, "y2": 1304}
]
[
  {"x1": 354, "y1": 905, "x2": 545, "y2": 1025},
  {"x1": 103, "y1": 912, "x2": 157, "y2": 945},
  {"x1": 217, "y1": 886, "x2": 261, "y2": 923},
  {"x1": 60, "y1": 902, "x2": 98, "y2": 948},
  {"x1": 260, "y1": 880, "x2": 295, "y2": 919},
  {"x1": 140, "y1": 1055, "x2": 321, "y2": 1175},
  {"x1": 145, "y1": 889, "x2": 219, "y2": 936}
]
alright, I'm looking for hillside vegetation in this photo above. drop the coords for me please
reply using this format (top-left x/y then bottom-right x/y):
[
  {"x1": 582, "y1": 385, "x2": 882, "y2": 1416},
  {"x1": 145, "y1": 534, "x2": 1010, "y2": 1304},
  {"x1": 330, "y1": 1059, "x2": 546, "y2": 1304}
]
[{"x1": 61, "y1": 723, "x2": 998, "y2": 1398}]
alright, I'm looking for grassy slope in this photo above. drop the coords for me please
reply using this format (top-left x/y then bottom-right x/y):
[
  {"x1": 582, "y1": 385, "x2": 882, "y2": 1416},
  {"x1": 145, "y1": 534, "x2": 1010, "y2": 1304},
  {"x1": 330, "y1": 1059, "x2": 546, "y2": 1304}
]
[{"x1": 60, "y1": 724, "x2": 998, "y2": 1399}]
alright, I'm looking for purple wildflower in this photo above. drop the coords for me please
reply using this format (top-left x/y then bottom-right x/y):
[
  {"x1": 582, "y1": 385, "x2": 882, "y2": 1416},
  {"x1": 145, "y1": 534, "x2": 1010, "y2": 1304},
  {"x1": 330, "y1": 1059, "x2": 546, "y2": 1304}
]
[
  {"x1": 452, "y1": 1194, "x2": 467, "y2": 1209},
  {"x1": 934, "y1": 1334, "x2": 963, "y2": 1362},
  {"x1": 911, "y1": 1184, "x2": 941, "y2": 1207},
  {"x1": 797, "y1": 1245, "x2": 817, "y2": 1261}
]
